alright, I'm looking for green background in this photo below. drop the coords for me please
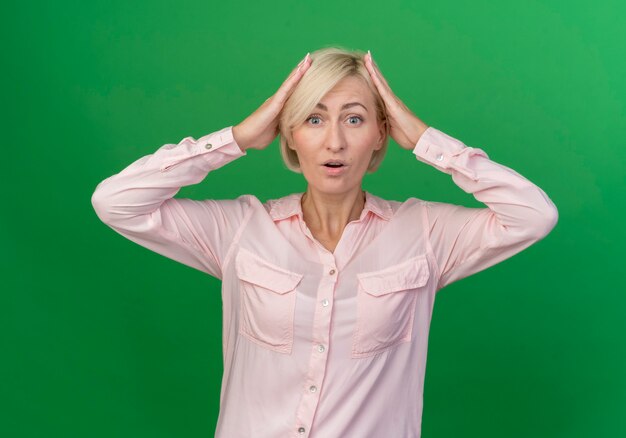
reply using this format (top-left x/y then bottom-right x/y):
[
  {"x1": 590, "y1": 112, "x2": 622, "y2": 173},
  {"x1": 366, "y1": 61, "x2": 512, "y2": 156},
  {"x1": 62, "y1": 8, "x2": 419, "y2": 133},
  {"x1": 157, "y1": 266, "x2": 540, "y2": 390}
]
[{"x1": 3, "y1": 0, "x2": 624, "y2": 436}]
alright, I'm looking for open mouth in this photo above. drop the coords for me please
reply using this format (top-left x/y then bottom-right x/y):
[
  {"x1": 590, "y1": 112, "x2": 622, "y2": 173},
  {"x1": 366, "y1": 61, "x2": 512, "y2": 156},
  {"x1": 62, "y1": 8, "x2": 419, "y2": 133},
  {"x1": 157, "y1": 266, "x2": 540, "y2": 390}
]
[{"x1": 322, "y1": 162, "x2": 348, "y2": 175}]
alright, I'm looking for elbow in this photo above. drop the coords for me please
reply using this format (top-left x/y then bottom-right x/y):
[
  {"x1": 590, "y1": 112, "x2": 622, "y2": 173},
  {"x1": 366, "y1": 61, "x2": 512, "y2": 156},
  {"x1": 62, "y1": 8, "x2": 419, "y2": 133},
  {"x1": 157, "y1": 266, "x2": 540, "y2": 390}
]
[
  {"x1": 527, "y1": 185, "x2": 559, "y2": 241},
  {"x1": 545, "y1": 204, "x2": 559, "y2": 235},
  {"x1": 91, "y1": 189, "x2": 109, "y2": 223},
  {"x1": 532, "y1": 203, "x2": 559, "y2": 241},
  {"x1": 91, "y1": 185, "x2": 156, "y2": 233},
  {"x1": 91, "y1": 182, "x2": 116, "y2": 224}
]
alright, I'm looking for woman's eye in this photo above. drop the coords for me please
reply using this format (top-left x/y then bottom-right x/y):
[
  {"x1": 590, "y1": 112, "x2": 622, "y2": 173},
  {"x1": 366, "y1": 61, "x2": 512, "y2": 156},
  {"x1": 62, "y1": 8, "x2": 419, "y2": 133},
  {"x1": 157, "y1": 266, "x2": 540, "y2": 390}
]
[{"x1": 305, "y1": 115, "x2": 363, "y2": 125}]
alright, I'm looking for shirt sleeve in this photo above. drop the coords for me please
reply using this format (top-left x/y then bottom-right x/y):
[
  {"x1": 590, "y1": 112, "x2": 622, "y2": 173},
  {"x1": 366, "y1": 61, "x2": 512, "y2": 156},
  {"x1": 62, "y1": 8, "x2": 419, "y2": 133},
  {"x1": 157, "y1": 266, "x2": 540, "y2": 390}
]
[
  {"x1": 413, "y1": 127, "x2": 559, "y2": 291},
  {"x1": 91, "y1": 125, "x2": 248, "y2": 280}
]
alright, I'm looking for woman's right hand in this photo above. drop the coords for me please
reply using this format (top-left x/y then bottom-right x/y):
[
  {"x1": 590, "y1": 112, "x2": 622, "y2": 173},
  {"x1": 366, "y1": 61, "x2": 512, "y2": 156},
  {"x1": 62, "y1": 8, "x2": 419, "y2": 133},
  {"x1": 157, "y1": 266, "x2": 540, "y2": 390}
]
[{"x1": 232, "y1": 53, "x2": 312, "y2": 152}]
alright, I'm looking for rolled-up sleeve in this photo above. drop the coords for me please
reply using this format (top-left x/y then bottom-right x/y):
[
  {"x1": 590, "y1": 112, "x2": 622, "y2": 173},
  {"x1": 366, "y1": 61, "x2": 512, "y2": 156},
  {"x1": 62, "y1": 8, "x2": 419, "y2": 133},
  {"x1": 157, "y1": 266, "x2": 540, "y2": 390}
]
[
  {"x1": 413, "y1": 127, "x2": 559, "y2": 291},
  {"x1": 91, "y1": 125, "x2": 249, "y2": 280}
]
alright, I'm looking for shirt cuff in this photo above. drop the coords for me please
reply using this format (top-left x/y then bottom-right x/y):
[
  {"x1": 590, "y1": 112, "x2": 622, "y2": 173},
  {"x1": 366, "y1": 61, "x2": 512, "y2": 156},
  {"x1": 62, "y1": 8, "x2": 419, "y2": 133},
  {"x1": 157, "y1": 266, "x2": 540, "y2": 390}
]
[
  {"x1": 159, "y1": 125, "x2": 246, "y2": 172},
  {"x1": 412, "y1": 126, "x2": 489, "y2": 181}
]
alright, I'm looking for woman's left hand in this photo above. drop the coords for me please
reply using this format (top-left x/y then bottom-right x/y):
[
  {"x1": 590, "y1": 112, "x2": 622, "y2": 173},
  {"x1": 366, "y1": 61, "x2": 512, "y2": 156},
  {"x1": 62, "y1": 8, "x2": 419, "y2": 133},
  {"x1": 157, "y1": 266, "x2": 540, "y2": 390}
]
[{"x1": 363, "y1": 51, "x2": 430, "y2": 151}]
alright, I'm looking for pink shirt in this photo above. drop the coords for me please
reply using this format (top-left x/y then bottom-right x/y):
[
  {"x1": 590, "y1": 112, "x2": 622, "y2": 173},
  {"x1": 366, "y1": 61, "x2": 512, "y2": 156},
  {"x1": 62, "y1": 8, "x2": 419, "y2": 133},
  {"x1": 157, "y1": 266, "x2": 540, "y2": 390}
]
[{"x1": 91, "y1": 125, "x2": 558, "y2": 438}]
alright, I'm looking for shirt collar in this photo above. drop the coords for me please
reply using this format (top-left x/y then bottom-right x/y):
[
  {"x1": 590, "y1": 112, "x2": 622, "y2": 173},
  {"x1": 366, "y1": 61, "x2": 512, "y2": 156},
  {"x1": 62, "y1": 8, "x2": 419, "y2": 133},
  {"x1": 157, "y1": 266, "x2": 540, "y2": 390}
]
[{"x1": 266, "y1": 190, "x2": 393, "y2": 222}]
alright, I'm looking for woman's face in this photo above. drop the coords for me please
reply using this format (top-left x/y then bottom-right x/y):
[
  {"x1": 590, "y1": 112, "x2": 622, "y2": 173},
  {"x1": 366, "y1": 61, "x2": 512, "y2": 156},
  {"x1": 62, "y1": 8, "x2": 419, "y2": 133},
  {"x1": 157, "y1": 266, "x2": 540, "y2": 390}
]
[{"x1": 289, "y1": 75, "x2": 384, "y2": 196}]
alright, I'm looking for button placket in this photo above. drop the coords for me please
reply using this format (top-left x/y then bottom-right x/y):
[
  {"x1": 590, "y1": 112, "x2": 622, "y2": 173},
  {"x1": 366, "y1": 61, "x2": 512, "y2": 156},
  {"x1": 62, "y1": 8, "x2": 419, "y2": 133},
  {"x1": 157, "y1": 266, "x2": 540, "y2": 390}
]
[{"x1": 293, "y1": 260, "x2": 336, "y2": 437}]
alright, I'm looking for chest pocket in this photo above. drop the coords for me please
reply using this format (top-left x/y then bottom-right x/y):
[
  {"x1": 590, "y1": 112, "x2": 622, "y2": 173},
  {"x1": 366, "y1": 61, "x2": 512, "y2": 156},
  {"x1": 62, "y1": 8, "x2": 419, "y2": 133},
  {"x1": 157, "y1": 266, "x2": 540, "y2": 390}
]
[
  {"x1": 352, "y1": 254, "x2": 431, "y2": 358},
  {"x1": 235, "y1": 248, "x2": 303, "y2": 354}
]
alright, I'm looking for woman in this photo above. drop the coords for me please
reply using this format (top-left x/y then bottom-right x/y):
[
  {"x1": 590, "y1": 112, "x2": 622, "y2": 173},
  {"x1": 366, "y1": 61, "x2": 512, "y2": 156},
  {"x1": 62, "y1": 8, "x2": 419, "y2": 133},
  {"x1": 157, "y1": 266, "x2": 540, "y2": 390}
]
[{"x1": 92, "y1": 47, "x2": 558, "y2": 438}]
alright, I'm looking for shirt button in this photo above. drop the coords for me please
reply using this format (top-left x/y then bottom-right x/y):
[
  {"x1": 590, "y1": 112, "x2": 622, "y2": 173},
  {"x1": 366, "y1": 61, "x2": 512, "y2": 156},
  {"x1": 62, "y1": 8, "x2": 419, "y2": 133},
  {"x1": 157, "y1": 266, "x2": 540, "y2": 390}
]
[
  {"x1": 435, "y1": 153, "x2": 443, "y2": 161},
  {"x1": 329, "y1": 269, "x2": 336, "y2": 275},
  {"x1": 322, "y1": 298, "x2": 329, "y2": 307},
  {"x1": 205, "y1": 143, "x2": 213, "y2": 149},
  {"x1": 317, "y1": 344, "x2": 325, "y2": 353},
  {"x1": 298, "y1": 426, "x2": 306, "y2": 434},
  {"x1": 309, "y1": 385, "x2": 317, "y2": 393}
]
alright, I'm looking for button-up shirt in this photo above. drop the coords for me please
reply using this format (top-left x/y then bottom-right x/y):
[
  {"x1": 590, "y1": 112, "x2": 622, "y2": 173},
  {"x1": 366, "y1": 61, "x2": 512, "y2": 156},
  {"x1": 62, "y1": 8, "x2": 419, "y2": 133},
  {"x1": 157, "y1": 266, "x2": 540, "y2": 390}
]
[{"x1": 91, "y1": 125, "x2": 558, "y2": 438}]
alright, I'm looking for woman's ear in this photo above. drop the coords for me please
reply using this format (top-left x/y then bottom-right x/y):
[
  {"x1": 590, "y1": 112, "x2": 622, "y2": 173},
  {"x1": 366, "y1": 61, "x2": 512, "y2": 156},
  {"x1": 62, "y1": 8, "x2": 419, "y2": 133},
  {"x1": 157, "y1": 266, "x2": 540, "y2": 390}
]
[
  {"x1": 375, "y1": 119, "x2": 386, "y2": 149},
  {"x1": 286, "y1": 131, "x2": 297, "y2": 151}
]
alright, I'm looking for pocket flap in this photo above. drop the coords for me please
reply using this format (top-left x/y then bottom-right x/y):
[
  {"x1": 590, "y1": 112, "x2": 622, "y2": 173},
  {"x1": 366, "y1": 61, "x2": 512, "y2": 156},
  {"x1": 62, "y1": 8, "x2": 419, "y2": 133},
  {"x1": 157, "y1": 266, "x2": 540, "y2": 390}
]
[
  {"x1": 235, "y1": 248, "x2": 303, "y2": 294},
  {"x1": 357, "y1": 255, "x2": 430, "y2": 296}
]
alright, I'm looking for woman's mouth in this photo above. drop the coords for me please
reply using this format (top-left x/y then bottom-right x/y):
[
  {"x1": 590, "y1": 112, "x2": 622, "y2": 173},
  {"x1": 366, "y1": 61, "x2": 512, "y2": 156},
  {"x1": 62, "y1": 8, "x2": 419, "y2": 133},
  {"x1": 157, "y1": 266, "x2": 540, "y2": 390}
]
[{"x1": 322, "y1": 163, "x2": 347, "y2": 176}]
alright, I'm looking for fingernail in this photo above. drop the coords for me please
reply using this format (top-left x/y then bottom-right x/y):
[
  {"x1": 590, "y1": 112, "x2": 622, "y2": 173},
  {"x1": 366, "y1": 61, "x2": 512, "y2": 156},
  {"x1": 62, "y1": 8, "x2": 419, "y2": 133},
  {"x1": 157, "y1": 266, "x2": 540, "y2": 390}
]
[
  {"x1": 299, "y1": 52, "x2": 309, "y2": 67},
  {"x1": 368, "y1": 49, "x2": 371, "y2": 60}
]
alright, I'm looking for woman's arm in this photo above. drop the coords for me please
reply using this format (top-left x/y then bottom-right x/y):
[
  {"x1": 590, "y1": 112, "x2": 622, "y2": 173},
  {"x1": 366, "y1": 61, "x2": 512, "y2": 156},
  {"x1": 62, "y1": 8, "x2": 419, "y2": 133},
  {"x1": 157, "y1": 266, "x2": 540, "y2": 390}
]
[
  {"x1": 91, "y1": 53, "x2": 313, "y2": 281},
  {"x1": 412, "y1": 127, "x2": 559, "y2": 290},
  {"x1": 363, "y1": 51, "x2": 558, "y2": 291},
  {"x1": 90, "y1": 125, "x2": 248, "y2": 280}
]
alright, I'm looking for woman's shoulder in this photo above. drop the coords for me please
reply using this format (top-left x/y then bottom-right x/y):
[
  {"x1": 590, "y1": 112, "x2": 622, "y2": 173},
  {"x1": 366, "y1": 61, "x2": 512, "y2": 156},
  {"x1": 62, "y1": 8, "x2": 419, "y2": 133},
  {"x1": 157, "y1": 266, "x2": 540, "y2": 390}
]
[
  {"x1": 366, "y1": 191, "x2": 430, "y2": 210},
  {"x1": 261, "y1": 192, "x2": 305, "y2": 221}
]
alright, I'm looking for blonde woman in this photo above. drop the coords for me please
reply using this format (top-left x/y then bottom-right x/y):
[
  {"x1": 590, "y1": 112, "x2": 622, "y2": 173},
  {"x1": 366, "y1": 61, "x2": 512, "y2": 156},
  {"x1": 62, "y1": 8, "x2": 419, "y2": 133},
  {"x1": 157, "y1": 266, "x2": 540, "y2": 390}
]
[{"x1": 92, "y1": 47, "x2": 558, "y2": 437}]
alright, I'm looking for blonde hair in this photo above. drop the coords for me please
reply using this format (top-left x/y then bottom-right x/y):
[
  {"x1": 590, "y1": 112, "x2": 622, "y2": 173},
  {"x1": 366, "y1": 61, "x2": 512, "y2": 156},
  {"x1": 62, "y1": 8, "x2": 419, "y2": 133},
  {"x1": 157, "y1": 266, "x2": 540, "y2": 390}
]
[{"x1": 278, "y1": 46, "x2": 390, "y2": 174}]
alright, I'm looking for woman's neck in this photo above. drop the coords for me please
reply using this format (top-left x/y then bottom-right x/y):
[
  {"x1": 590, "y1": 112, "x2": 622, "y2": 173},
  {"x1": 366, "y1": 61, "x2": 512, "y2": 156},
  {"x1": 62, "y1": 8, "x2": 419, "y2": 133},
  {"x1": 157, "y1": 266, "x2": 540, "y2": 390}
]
[{"x1": 300, "y1": 188, "x2": 366, "y2": 238}]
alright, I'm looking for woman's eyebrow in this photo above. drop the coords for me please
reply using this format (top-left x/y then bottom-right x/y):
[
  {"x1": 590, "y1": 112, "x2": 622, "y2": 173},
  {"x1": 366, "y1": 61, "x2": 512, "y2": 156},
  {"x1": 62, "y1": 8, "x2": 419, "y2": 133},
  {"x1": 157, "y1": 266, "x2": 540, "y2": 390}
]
[{"x1": 315, "y1": 102, "x2": 368, "y2": 111}]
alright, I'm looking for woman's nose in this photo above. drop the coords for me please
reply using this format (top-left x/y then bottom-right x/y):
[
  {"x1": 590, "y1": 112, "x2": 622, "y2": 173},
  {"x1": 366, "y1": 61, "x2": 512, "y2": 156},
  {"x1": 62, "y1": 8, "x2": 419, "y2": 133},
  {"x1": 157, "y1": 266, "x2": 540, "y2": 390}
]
[{"x1": 325, "y1": 124, "x2": 346, "y2": 150}]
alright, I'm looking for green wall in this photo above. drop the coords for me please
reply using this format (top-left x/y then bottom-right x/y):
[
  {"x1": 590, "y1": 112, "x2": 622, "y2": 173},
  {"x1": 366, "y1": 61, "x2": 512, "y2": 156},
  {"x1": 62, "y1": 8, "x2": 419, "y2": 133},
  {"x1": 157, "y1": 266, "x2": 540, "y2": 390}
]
[{"x1": 3, "y1": 1, "x2": 624, "y2": 436}]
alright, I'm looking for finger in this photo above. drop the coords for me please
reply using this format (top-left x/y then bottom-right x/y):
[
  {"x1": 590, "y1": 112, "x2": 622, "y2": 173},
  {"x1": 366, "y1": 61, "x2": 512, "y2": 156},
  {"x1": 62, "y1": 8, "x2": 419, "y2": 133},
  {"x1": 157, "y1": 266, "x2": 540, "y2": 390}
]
[
  {"x1": 364, "y1": 53, "x2": 385, "y2": 90},
  {"x1": 364, "y1": 54, "x2": 393, "y2": 103},
  {"x1": 371, "y1": 64, "x2": 399, "y2": 113},
  {"x1": 367, "y1": 53, "x2": 391, "y2": 90},
  {"x1": 274, "y1": 55, "x2": 311, "y2": 103},
  {"x1": 285, "y1": 53, "x2": 310, "y2": 83},
  {"x1": 264, "y1": 68, "x2": 303, "y2": 106}
]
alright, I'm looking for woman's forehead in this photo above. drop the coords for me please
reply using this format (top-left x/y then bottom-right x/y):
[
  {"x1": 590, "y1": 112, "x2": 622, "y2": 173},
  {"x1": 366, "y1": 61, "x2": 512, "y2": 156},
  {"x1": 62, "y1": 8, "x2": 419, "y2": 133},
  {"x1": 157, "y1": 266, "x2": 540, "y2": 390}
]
[{"x1": 318, "y1": 80, "x2": 375, "y2": 110}]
